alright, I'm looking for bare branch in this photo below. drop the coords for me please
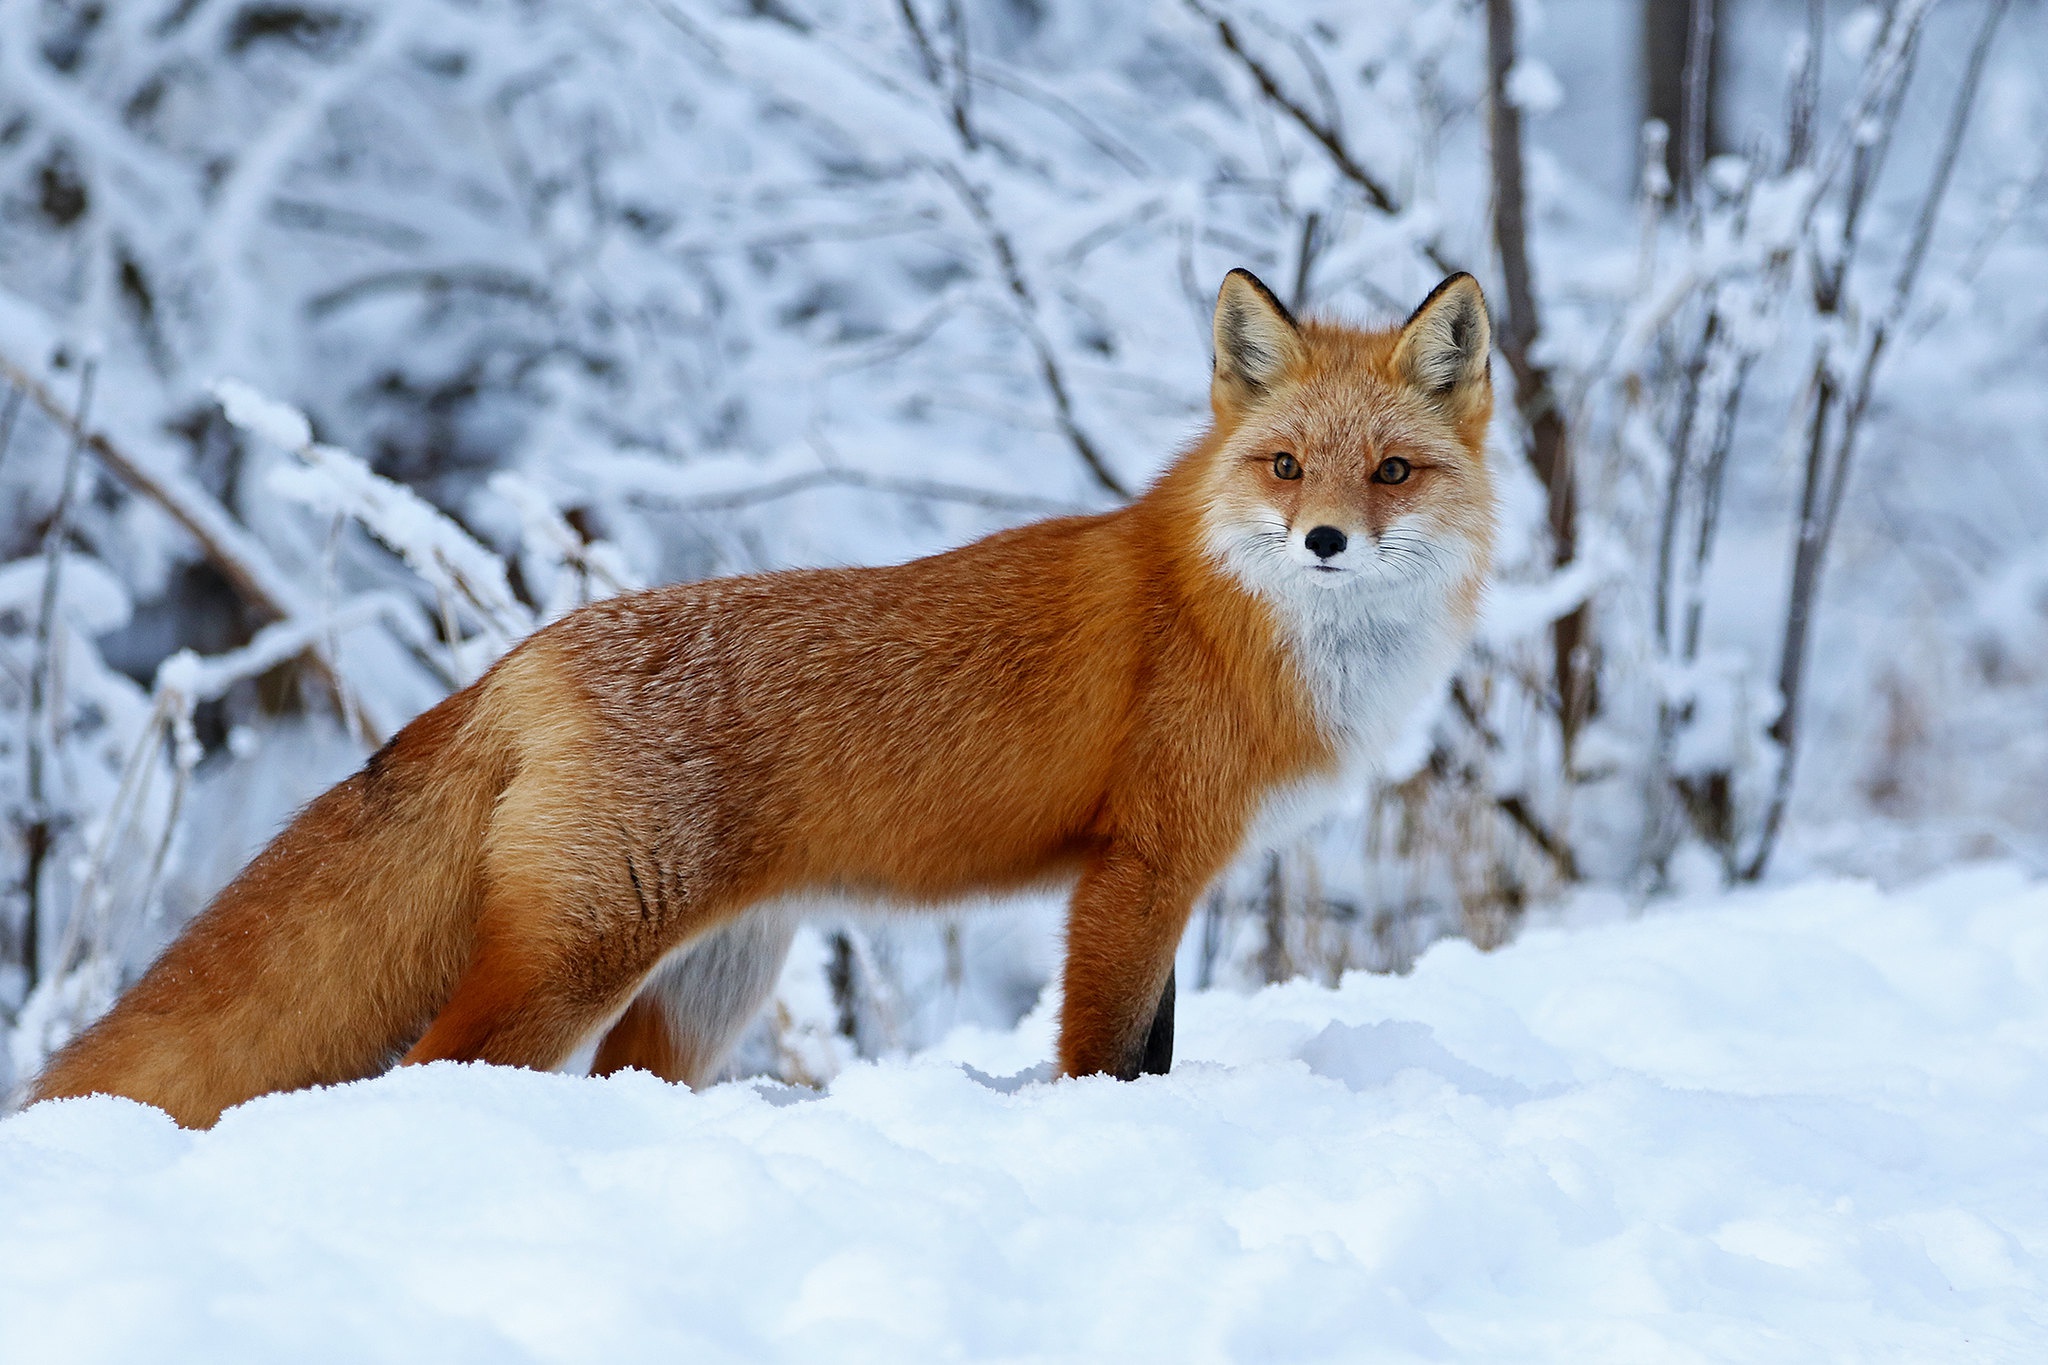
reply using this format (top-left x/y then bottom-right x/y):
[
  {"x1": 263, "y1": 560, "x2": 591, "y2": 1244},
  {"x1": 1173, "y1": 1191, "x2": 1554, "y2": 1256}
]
[
  {"x1": 968, "y1": 66, "x2": 1148, "y2": 176},
  {"x1": 1783, "y1": 0, "x2": 1825, "y2": 172},
  {"x1": 1289, "y1": 209, "x2": 1321, "y2": 313},
  {"x1": 893, "y1": 0, "x2": 942, "y2": 84},
  {"x1": 19, "y1": 358, "x2": 96, "y2": 993},
  {"x1": 305, "y1": 266, "x2": 553, "y2": 320},
  {"x1": 880, "y1": 2, "x2": 1128, "y2": 500},
  {"x1": 1884, "y1": 0, "x2": 2009, "y2": 326},
  {"x1": 626, "y1": 462, "x2": 1092, "y2": 518},
  {"x1": 1186, "y1": 0, "x2": 1457, "y2": 277},
  {"x1": 0, "y1": 385, "x2": 23, "y2": 477},
  {"x1": 1187, "y1": 0, "x2": 1395, "y2": 215},
  {"x1": 942, "y1": 0, "x2": 977, "y2": 152},
  {"x1": 933, "y1": 162, "x2": 1130, "y2": 499},
  {"x1": 1498, "y1": 794, "x2": 1581, "y2": 883},
  {"x1": 1678, "y1": 0, "x2": 1716, "y2": 218}
]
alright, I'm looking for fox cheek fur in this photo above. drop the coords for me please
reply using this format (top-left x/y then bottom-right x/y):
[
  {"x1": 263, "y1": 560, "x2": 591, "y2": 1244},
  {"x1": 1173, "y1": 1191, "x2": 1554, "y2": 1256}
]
[{"x1": 27, "y1": 269, "x2": 1496, "y2": 1128}]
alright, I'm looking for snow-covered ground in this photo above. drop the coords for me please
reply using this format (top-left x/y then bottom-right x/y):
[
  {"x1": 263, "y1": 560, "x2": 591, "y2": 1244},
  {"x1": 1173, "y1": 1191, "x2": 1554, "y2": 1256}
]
[{"x1": 6, "y1": 868, "x2": 2048, "y2": 1363}]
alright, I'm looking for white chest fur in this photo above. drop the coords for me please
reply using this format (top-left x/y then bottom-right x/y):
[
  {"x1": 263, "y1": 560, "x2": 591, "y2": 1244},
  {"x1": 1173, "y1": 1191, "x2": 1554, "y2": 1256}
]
[{"x1": 1237, "y1": 575, "x2": 1471, "y2": 857}]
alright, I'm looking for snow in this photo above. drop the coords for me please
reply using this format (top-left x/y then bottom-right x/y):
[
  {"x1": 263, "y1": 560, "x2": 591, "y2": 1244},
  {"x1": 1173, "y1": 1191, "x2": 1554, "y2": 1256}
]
[
  {"x1": 7, "y1": 869, "x2": 2048, "y2": 1363},
  {"x1": 1504, "y1": 60, "x2": 1564, "y2": 116},
  {"x1": 210, "y1": 378, "x2": 313, "y2": 455}
]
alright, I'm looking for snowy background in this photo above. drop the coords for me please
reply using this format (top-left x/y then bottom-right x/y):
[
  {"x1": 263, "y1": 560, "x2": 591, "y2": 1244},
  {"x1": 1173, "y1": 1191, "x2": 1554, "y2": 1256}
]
[{"x1": 1, "y1": 0, "x2": 2045, "y2": 1357}]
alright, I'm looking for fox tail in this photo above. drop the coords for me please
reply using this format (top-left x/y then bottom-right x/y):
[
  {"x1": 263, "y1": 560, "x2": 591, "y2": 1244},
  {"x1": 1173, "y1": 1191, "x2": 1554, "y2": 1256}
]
[{"x1": 26, "y1": 683, "x2": 513, "y2": 1128}]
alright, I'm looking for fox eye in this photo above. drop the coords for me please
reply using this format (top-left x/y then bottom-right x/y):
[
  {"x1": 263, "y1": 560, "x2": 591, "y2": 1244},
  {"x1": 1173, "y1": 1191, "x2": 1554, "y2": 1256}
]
[
  {"x1": 1272, "y1": 452, "x2": 1302, "y2": 480},
  {"x1": 1374, "y1": 456, "x2": 1412, "y2": 485}
]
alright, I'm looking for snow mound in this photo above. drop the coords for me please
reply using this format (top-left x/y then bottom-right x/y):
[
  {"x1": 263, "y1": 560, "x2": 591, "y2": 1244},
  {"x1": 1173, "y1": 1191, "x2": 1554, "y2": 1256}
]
[{"x1": 7, "y1": 869, "x2": 2048, "y2": 1362}]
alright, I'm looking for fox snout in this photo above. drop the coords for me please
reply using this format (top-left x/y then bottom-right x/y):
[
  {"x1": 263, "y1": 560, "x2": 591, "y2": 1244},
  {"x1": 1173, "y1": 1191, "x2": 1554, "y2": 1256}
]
[
  {"x1": 1303, "y1": 525, "x2": 1347, "y2": 560},
  {"x1": 1293, "y1": 519, "x2": 1364, "y2": 578}
]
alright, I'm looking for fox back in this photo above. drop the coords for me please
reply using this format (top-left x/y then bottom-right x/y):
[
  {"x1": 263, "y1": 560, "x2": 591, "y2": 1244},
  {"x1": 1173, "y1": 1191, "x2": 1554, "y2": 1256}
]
[{"x1": 30, "y1": 269, "x2": 1495, "y2": 1126}]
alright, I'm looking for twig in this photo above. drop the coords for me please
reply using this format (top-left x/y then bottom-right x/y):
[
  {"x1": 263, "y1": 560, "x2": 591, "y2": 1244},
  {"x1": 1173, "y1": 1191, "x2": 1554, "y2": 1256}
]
[
  {"x1": 130, "y1": 704, "x2": 196, "y2": 950},
  {"x1": 1799, "y1": 0, "x2": 1935, "y2": 260},
  {"x1": 942, "y1": 0, "x2": 977, "y2": 152},
  {"x1": 1497, "y1": 794, "x2": 1581, "y2": 883},
  {"x1": 933, "y1": 162, "x2": 1129, "y2": 499},
  {"x1": 1447, "y1": 676, "x2": 1581, "y2": 881},
  {"x1": 894, "y1": 0, "x2": 942, "y2": 84},
  {"x1": 1289, "y1": 209, "x2": 1321, "y2": 313},
  {"x1": 629, "y1": 462, "x2": 1091, "y2": 518},
  {"x1": 0, "y1": 384, "x2": 23, "y2": 476},
  {"x1": 967, "y1": 66, "x2": 1148, "y2": 176},
  {"x1": 1187, "y1": 3, "x2": 1386, "y2": 214},
  {"x1": 305, "y1": 265, "x2": 553, "y2": 320},
  {"x1": 21, "y1": 358, "x2": 96, "y2": 993},
  {"x1": 881, "y1": 2, "x2": 1126, "y2": 499},
  {"x1": 1782, "y1": 0, "x2": 1825, "y2": 173},
  {"x1": 1186, "y1": 0, "x2": 1457, "y2": 278},
  {"x1": 49, "y1": 690, "x2": 172, "y2": 986},
  {"x1": 1651, "y1": 303, "x2": 1720, "y2": 651},
  {"x1": 1680, "y1": 351, "x2": 1755, "y2": 660},
  {"x1": 1678, "y1": 0, "x2": 1715, "y2": 218}
]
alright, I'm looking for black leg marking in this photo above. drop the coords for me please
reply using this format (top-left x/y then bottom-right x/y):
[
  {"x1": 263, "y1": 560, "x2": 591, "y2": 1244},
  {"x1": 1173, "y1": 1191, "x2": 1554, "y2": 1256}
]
[{"x1": 1139, "y1": 967, "x2": 1175, "y2": 1076}]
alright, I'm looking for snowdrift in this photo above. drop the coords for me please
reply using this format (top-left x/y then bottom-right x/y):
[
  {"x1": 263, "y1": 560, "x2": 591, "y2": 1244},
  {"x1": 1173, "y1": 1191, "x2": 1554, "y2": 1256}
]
[{"x1": 6, "y1": 869, "x2": 2047, "y2": 1363}]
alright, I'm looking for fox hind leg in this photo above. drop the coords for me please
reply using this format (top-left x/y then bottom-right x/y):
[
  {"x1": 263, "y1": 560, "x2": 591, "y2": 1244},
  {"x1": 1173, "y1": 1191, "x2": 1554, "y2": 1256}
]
[
  {"x1": 402, "y1": 797, "x2": 685, "y2": 1071},
  {"x1": 400, "y1": 913, "x2": 658, "y2": 1073},
  {"x1": 591, "y1": 913, "x2": 797, "y2": 1087}
]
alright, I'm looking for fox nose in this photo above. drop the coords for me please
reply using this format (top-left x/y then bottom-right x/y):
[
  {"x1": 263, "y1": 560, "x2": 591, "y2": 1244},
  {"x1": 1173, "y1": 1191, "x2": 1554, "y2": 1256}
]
[{"x1": 1304, "y1": 525, "x2": 1348, "y2": 560}]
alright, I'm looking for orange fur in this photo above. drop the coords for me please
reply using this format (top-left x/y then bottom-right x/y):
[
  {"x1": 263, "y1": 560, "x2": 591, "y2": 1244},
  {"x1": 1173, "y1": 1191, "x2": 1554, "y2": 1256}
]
[{"x1": 28, "y1": 271, "x2": 1495, "y2": 1126}]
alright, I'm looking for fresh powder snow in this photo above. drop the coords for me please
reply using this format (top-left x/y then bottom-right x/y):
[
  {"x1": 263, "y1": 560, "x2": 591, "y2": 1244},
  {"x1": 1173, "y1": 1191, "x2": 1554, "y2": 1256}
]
[{"x1": 5, "y1": 867, "x2": 2045, "y2": 1363}]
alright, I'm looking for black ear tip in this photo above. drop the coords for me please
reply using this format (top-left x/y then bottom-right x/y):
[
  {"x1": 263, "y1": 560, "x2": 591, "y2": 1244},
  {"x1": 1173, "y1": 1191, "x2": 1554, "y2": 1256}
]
[
  {"x1": 1218, "y1": 268, "x2": 1298, "y2": 328},
  {"x1": 1405, "y1": 271, "x2": 1487, "y2": 329}
]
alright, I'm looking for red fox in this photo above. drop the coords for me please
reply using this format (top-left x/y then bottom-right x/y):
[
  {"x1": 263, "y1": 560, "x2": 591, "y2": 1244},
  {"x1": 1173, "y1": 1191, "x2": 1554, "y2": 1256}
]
[{"x1": 28, "y1": 270, "x2": 1495, "y2": 1127}]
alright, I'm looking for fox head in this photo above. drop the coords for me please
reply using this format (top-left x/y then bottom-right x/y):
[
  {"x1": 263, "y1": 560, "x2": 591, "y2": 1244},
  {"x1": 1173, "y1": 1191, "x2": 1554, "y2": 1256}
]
[{"x1": 1198, "y1": 269, "x2": 1495, "y2": 611}]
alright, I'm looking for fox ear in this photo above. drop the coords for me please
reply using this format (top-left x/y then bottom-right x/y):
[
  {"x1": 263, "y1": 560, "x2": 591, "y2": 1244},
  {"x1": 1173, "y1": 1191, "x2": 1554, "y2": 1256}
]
[
  {"x1": 1212, "y1": 269, "x2": 1306, "y2": 411},
  {"x1": 1393, "y1": 273, "x2": 1491, "y2": 415}
]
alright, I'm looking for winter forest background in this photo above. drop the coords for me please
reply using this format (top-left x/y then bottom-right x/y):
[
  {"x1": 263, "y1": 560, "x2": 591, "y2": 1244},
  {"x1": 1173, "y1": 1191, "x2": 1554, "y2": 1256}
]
[{"x1": 0, "y1": 0, "x2": 2042, "y2": 1097}]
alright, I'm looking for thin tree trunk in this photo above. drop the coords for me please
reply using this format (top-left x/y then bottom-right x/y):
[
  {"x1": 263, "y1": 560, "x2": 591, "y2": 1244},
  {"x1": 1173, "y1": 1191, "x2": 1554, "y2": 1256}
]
[
  {"x1": 1643, "y1": 0, "x2": 1721, "y2": 203},
  {"x1": 1486, "y1": 0, "x2": 1590, "y2": 746}
]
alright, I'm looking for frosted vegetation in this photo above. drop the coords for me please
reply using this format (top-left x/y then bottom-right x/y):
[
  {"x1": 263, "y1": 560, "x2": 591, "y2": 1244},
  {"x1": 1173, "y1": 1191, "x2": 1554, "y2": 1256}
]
[{"x1": 0, "y1": 0, "x2": 2044, "y2": 1096}]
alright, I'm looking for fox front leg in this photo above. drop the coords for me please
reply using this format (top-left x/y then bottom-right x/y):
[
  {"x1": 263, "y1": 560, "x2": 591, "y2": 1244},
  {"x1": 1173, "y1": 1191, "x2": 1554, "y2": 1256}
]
[
  {"x1": 1140, "y1": 967, "x2": 1175, "y2": 1076},
  {"x1": 1057, "y1": 848, "x2": 1201, "y2": 1080}
]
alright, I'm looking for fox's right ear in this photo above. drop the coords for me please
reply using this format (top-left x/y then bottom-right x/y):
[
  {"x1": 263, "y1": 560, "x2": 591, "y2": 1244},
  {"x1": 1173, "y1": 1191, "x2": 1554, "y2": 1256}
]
[{"x1": 1212, "y1": 269, "x2": 1306, "y2": 413}]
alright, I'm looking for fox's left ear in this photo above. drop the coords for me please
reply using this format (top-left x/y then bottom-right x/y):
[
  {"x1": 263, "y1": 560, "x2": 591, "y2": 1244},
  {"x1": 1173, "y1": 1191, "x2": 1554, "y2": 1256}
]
[{"x1": 1393, "y1": 273, "x2": 1491, "y2": 417}]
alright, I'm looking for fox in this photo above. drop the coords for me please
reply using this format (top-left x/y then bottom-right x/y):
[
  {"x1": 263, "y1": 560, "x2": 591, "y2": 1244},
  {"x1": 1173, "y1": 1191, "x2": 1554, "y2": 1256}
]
[{"x1": 27, "y1": 269, "x2": 1495, "y2": 1128}]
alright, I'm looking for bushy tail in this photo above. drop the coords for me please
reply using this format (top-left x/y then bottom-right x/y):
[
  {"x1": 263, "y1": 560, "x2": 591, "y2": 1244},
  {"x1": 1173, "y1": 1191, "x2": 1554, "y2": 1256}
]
[{"x1": 28, "y1": 684, "x2": 513, "y2": 1128}]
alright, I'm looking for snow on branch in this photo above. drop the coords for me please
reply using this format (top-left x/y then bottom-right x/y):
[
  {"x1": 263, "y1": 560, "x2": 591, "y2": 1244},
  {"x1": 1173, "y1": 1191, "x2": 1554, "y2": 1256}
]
[
  {"x1": 215, "y1": 380, "x2": 536, "y2": 673},
  {"x1": 0, "y1": 349, "x2": 309, "y2": 625}
]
